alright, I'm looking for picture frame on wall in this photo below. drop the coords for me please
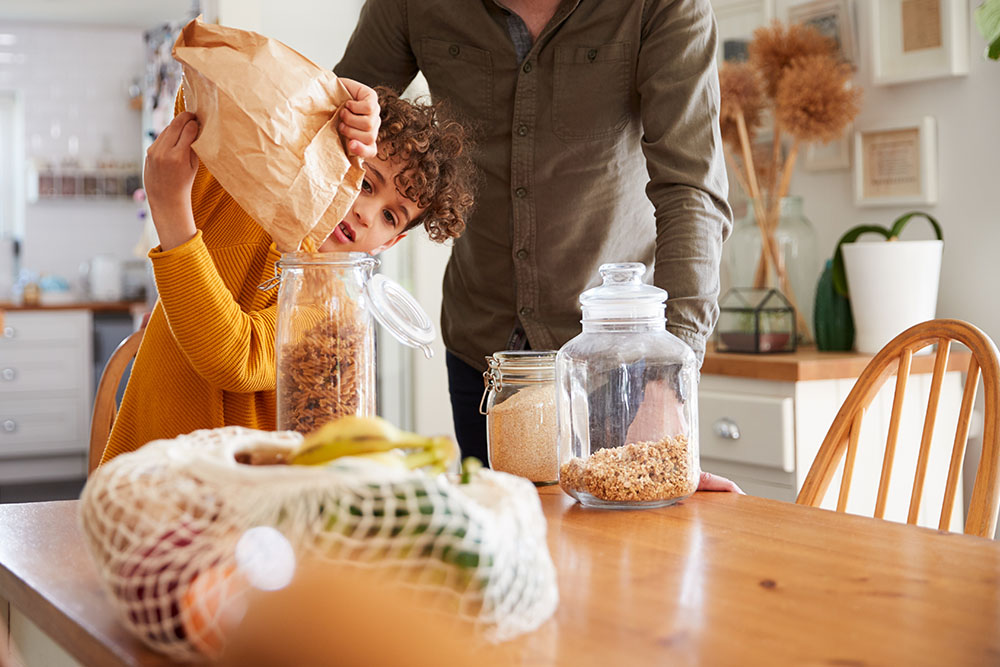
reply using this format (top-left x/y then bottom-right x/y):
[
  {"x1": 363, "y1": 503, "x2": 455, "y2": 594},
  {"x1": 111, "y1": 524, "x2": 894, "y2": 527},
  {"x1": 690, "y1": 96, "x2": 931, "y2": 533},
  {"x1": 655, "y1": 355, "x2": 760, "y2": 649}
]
[
  {"x1": 786, "y1": 0, "x2": 858, "y2": 66},
  {"x1": 854, "y1": 117, "x2": 937, "y2": 207},
  {"x1": 804, "y1": 124, "x2": 852, "y2": 171},
  {"x1": 871, "y1": 0, "x2": 969, "y2": 85},
  {"x1": 713, "y1": 0, "x2": 775, "y2": 63}
]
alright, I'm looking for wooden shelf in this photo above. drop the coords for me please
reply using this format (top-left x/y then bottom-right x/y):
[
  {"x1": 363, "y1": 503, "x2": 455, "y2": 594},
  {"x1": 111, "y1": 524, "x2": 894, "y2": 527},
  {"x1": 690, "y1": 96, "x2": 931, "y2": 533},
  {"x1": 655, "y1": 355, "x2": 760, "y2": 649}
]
[
  {"x1": 703, "y1": 344, "x2": 972, "y2": 382},
  {"x1": 0, "y1": 300, "x2": 145, "y2": 313}
]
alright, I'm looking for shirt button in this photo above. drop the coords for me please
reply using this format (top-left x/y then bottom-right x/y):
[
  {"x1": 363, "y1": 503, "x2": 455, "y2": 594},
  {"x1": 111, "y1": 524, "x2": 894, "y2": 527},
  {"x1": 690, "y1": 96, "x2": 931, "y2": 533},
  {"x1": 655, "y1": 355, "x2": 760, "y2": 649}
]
[
  {"x1": 522, "y1": 61, "x2": 532, "y2": 73},
  {"x1": 519, "y1": 306, "x2": 533, "y2": 317},
  {"x1": 516, "y1": 248, "x2": 528, "y2": 259},
  {"x1": 517, "y1": 124, "x2": 528, "y2": 137},
  {"x1": 449, "y1": 44, "x2": 460, "y2": 57},
  {"x1": 587, "y1": 48, "x2": 598, "y2": 61},
  {"x1": 515, "y1": 187, "x2": 527, "y2": 198}
]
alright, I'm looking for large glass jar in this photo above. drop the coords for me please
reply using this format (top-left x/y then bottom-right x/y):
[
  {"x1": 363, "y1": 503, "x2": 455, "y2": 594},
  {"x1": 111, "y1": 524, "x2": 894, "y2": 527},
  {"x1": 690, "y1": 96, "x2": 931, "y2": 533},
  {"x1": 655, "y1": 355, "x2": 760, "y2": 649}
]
[
  {"x1": 726, "y1": 196, "x2": 819, "y2": 339},
  {"x1": 556, "y1": 263, "x2": 700, "y2": 509},
  {"x1": 481, "y1": 350, "x2": 558, "y2": 486},
  {"x1": 274, "y1": 252, "x2": 433, "y2": 434}
]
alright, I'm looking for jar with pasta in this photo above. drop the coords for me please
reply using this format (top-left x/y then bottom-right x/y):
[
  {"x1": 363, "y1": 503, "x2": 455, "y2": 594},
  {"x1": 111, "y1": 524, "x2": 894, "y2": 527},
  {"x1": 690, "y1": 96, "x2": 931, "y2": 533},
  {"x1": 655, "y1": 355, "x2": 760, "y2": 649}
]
[{"x1": 274, "y1": 252, "x2": 434, "y2": 434}]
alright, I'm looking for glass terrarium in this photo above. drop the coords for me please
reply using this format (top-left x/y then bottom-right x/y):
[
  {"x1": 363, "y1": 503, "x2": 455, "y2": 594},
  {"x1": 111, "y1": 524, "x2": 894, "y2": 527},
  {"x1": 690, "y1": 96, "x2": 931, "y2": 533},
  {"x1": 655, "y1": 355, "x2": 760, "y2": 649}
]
[{"x1": 717, "y1": 288, "x2": 796, "y2": 354}]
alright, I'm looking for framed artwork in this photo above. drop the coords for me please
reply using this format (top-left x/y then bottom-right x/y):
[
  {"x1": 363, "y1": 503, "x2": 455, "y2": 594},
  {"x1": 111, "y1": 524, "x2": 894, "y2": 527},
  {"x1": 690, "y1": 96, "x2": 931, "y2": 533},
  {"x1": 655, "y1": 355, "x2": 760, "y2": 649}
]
[
  {"x1": 871, "y1": 0, "x2": 969, "y2": 85},
  {"x1": 853, "y1": 117, "x2": 937, "y2": 206},
  {"x1": 786, "y1": 0, "x2": 858, "y2": 66},
  {"x1": 713, "y1": 0, "x2": 776, "y2": 63},
  {"x1": 804, "y1": 124, "x2": 852, "y2": 171}
]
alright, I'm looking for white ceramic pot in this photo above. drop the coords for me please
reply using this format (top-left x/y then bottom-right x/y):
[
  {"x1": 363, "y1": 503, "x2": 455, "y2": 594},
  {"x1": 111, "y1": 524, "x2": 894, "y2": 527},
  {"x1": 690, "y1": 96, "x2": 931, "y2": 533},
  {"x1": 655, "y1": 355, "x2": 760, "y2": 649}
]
[{"x1": 842, "y1": 239, "x2": 942, "y2": 354}]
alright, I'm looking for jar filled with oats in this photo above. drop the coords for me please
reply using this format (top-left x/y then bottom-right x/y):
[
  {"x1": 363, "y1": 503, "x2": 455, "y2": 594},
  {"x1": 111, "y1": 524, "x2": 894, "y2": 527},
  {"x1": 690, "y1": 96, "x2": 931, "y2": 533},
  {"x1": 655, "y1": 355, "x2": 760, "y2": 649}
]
[
  {"x1": 481, "y1": 350, "x2": 559, "y2": 486},
  {"x1": 273, "y1": 252, "x2": 434, "y2": 434},
  {"x1": 556, "y1": 263, "x2": 699, "y2": 509}
]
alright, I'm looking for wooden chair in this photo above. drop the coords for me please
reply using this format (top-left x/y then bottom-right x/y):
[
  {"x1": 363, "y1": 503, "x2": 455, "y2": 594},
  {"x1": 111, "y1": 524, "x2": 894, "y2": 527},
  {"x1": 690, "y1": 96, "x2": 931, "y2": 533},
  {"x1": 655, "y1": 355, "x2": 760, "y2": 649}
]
[
  {"x1": 797, "y1": 319, "x2": 1000, "y2": 538},
  {"x1": 88, "y1": 329, "x2": 144, "y2": 474}
]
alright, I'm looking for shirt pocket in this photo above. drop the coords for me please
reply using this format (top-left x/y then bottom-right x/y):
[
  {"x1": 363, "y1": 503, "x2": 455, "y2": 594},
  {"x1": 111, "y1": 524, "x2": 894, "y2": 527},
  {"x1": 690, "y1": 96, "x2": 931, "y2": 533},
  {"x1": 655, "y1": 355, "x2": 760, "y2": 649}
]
[
  {"x1": 419, "y1": 38, "x2": 494, "y2": 124},
  {"x1": 552, "y1": 42, "x2": 631, "y2": 142}
]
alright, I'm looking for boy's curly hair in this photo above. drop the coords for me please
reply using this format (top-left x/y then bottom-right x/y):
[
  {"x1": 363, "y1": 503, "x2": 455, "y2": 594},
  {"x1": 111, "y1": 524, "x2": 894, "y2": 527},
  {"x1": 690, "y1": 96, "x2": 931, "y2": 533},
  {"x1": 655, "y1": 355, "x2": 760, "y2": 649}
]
[{"x1": 374, "y1": 86, "x2": 475, "y2": 243}]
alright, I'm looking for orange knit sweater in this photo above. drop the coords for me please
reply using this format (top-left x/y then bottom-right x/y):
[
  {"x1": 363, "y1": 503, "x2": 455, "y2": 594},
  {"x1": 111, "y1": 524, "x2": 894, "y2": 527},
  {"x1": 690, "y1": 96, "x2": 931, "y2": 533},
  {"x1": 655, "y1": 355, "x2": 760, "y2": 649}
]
[{"x1": 100, "y1": 163, "x2": 281, "y2": 464}]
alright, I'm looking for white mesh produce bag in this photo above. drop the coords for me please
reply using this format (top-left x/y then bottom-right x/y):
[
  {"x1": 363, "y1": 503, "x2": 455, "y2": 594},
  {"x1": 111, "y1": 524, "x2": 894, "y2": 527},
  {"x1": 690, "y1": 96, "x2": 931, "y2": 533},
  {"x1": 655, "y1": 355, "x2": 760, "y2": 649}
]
[{"x1": 79, "y1": 427, "x2": 558, "y2": 661}]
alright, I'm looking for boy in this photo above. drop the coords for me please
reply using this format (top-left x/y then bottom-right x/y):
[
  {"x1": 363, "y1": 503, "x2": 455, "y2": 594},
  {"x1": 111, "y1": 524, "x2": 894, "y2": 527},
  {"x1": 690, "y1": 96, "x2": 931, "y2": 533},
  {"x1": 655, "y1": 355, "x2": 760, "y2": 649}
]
[{"x1": 99, "y1": 81, "x2": 475, "y2": 464}]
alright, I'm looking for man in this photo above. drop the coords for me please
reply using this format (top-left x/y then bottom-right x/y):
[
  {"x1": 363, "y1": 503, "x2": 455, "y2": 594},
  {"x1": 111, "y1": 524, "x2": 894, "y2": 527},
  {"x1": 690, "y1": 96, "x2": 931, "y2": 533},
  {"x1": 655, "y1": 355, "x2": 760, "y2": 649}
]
[{"x1": 336, "y1": 0, "x2": 736, "y2": 492}]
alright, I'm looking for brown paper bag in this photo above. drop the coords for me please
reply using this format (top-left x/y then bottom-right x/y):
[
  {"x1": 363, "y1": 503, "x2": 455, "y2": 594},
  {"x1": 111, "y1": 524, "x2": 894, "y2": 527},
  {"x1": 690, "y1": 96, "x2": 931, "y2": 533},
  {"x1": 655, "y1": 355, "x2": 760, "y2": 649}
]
[{"x1": 172, "y1": 18, "x2": 364, "y2": 252}]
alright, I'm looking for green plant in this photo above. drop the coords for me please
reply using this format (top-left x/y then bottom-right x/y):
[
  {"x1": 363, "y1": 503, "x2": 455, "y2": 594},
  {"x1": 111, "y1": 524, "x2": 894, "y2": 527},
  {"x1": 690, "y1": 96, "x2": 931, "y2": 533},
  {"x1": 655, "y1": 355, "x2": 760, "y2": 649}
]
[
  {"x1": 976, "y1": 0, "x2": 1000, "y2": 60},
  {"x1": 814, "y1": 259, "x2": 854, "y2": 351},
  {"x1": 831, "y1": 211, "x2": 943, "y2": 297}
]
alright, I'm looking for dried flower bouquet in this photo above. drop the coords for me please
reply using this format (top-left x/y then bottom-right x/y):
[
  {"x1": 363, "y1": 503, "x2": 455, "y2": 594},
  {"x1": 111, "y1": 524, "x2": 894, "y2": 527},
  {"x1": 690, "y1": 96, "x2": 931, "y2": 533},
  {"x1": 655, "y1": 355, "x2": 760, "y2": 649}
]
[{"x1": 720, "y1": 22, "x2": 862, "y2": 339}]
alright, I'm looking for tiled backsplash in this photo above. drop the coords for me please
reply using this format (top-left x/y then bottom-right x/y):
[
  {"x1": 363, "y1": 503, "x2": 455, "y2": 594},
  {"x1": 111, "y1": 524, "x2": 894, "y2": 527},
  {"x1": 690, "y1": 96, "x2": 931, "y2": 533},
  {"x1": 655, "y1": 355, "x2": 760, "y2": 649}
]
[{"x1": 1, "y1": 23, "x2": 148, "y2": 287}]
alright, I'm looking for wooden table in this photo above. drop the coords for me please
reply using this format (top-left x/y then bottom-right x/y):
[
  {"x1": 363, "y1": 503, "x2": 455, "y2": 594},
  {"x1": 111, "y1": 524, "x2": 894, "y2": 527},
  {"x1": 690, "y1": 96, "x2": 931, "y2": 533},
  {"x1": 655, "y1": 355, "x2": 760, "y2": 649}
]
[{"x1": 2, "y1": 492, "x2": 999, "y2": 666}]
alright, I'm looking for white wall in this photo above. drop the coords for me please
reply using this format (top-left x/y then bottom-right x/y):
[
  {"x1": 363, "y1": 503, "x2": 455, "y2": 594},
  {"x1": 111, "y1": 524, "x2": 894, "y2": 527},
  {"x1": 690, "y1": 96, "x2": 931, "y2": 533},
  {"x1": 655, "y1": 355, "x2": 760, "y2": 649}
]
[
  {"x1": 773, "y1": 1, "x2": 1000, "y2": 346},
  {"x1": 208, "y1": 0, "x2": 366, "y2": 70},
  {"x1": 2, "y1": 23, "x2": 147, "y2": 282}
]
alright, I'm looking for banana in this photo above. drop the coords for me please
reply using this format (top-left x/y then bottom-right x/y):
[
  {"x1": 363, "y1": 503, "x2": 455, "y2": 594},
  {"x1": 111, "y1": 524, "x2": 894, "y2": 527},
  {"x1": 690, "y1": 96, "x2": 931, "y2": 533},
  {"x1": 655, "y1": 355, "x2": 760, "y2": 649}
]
[{"x1": 290, "y1": 416, "x2": 458, "y2": 473}]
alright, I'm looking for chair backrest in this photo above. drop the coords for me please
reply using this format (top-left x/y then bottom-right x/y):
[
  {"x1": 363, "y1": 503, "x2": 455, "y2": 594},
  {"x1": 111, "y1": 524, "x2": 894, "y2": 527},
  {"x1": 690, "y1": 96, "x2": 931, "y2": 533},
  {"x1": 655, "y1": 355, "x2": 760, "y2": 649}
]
[
  {"x1": 796, "y1": 319, "x2": 1000, "y2": 538},
  {"x1": 88, "y1": 328, "x2": 144, "y2": 474}
]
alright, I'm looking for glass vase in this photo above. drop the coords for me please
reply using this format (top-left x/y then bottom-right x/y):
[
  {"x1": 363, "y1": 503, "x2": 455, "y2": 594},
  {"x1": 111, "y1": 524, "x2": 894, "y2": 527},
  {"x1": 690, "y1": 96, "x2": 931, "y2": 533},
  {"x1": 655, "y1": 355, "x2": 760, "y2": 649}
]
[{"x1": 726, "y1": 196, "x2": 819, "y2": 340}]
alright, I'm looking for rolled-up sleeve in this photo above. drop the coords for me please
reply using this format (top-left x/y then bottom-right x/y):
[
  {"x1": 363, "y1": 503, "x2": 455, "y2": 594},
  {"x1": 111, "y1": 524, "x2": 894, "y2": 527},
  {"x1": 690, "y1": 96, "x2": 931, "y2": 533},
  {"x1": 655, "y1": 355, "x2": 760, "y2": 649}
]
[{"x1": 637, "y1": 0, "x2": 733, "y2": 362}]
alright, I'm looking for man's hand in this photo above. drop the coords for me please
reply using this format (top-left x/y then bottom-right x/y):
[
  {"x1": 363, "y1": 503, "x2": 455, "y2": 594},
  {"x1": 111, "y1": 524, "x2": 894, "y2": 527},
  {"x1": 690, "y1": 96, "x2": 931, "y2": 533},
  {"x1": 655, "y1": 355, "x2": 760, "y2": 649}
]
[
  {"x1": 144, "y1": 112, "x2": 199, "y2": 251},
  {"x1": 337, "y1": 77, "x2": 380, "y2": 160},
  {"x1": 698, "y1": 471, "x2": 744, "y2": 494}
]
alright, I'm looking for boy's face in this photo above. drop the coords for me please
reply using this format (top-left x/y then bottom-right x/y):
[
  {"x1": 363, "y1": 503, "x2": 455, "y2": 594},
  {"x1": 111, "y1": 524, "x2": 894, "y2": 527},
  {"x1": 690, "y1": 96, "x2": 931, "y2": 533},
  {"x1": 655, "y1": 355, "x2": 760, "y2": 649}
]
[{"x1": 318, "y1": 156, "x2": 425, "y2": 255}]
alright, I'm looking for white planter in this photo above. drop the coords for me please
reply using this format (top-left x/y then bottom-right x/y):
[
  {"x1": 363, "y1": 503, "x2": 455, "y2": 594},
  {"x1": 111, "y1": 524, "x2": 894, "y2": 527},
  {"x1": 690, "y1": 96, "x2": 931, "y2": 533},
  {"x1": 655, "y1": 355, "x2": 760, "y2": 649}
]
[{"x1": 842, "y1": 240, "x2": 942, "y2": 354}]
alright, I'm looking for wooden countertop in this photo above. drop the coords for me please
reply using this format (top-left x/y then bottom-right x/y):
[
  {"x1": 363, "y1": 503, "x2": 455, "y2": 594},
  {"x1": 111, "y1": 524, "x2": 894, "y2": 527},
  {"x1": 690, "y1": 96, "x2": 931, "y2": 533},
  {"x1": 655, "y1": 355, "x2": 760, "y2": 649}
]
[
  {"x1": 0, "y1": 300, "x2": 145, "y2": 313},
  {"x1": 703, "y1": 344, "x2": 973, "y2": 382},
  {"x1": 2, "y1": 492, "x2": 998, "y2": 665}
]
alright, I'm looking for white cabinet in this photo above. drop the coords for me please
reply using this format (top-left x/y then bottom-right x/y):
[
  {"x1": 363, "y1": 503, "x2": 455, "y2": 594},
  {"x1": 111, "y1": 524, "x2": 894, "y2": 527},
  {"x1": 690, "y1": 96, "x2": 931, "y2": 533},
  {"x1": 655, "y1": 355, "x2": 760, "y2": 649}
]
[
  {"x1": 699, "y1": 351, "x2": 966, "y2": 531},
  {"x1": 0, "y1": 310, "x2": 91, "y2": 483}
]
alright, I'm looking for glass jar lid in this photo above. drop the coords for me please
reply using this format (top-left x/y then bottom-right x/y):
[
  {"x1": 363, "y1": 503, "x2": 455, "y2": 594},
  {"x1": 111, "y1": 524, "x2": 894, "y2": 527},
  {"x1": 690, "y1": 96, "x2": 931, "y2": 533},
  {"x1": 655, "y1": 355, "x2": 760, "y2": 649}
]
[
  {"x1": 270, "y1": 252, "x2": 435, "y2": 358},
  {"x1": 366, "y1": 273, "x2": 435, "y2": 359},
  {"x1": 489, "y1": 350, "x2": 556, "y2": 379},
  {"x1": 579, "y1": 262, "x2": 666, "y2": 320}
]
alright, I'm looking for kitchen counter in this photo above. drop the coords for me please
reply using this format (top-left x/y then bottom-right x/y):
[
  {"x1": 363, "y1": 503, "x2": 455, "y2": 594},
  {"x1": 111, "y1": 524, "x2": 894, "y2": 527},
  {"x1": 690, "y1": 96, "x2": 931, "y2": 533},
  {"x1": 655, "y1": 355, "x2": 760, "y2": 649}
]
[
  {"x1": 703, "y1": 343, "x2": 972, "y2": 381},
  {"x1": 0, "y1": 300, "x2": 145, "y2": 313},
  {"x1": 2, "y1": 490, "x2": 999, "y2": 665}
]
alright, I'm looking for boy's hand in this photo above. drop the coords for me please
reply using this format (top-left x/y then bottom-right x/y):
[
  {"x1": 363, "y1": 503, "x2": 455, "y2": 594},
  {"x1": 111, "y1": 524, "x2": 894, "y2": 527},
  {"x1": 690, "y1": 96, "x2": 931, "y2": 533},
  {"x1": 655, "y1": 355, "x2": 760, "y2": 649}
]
[
  {"x1": 144, "y1": 111, "x2": 199, "y2": 251},
  {"x1": 337, "y1": 78, "x2": 380, "y2": 160}
]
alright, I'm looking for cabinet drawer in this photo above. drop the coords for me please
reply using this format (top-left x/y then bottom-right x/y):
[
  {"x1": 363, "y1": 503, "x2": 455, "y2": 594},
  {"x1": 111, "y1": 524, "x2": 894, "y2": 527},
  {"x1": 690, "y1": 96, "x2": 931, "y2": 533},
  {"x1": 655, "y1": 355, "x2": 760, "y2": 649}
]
[
  {"x1": 1, "y1": 310, "x2": 90, "y2": 344},
  {"x1": 699, "y1": 390, "x2": 794, "y2": 472},
  {"x1": 0, "y1": 397, "x2": 86, "y2": 457},
  {"x1": 0, "y1": 344, "x2": 84, "y2": 392}
]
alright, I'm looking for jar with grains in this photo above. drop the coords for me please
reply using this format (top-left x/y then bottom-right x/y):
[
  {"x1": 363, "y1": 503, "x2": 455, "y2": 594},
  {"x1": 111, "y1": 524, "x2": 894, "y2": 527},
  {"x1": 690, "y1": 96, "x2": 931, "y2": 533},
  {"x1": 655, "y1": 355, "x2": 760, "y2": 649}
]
[
  {"x1": 556, "y1": 263, "x2": 700, "y2": 509},
  {"x1": 480, "y1": 350, "x2": 559, "y2": 486},
  {"x1": 273, "y1": 252, "x2": 434, "y2": 435}
]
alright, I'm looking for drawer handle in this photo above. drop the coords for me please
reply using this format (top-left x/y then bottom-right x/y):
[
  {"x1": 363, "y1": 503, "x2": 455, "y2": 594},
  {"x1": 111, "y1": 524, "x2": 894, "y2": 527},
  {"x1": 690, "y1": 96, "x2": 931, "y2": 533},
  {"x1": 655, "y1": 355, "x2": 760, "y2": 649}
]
[
  {"x1": 1, "y1": 367, "x2": 15, "y2": 381},
  {"x1": 2, "y1": 419, "x2": 15, "y2": 433},
  {"x1": 2, "y1": 326, "x2": 13, "y2": 339},
  {"x1": 713, "y1": 418, "x2": 741, "y2": 441}
]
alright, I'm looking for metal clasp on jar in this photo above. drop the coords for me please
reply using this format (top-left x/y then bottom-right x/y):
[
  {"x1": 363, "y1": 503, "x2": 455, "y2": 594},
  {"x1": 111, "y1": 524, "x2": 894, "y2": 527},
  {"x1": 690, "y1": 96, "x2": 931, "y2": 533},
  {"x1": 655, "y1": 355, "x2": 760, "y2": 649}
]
[{"x1": 478, "y1": 355, "x2": 503, "y2": 415}]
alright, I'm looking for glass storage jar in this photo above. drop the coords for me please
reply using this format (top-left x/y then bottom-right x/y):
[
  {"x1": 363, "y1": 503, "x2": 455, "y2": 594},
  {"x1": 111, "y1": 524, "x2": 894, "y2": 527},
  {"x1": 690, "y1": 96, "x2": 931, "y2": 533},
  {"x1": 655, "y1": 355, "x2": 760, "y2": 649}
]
[
  {"x1": 726, "y1": 196, "x2": 819, "y2": 339},
  {"x1": 556, "y1": 262, "x2": 700, "y2": 509},
  {"x1": 480, "y1": 350, "x2": 559, "y2": 486},
  {"x1": 274, "y1": 252, "x2": 433, "y2": 434}
]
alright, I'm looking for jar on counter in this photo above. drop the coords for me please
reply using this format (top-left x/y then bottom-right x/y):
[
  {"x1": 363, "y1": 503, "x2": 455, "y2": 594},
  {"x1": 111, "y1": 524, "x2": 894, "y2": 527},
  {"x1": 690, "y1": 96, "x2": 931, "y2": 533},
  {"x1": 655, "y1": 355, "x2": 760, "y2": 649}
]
[
  {"x1": 273, "y1": 252, "x2": 433, "y2": 434},
  {"x1": 556, "y1": 262, "x2": 699, "y2": 509},
  {"x1": 480, "y1": 350, "x2": 558, "y2": 486}
]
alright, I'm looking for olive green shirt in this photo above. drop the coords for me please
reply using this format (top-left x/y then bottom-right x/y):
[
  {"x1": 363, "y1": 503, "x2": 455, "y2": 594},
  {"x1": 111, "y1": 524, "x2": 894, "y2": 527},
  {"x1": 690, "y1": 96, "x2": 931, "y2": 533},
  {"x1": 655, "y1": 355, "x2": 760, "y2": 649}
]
[{"x1": 336, "y1": 0, "x2": 732, "y2": 370}]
